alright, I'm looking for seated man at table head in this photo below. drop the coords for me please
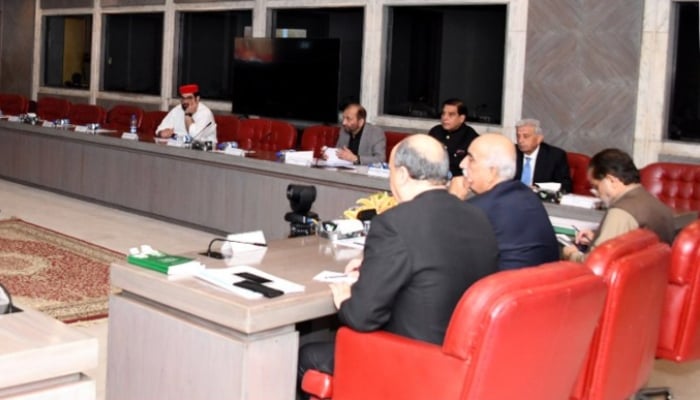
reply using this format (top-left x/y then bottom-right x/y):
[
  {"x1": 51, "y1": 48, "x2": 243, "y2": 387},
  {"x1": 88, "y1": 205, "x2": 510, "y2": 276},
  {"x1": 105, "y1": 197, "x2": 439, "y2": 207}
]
[
  {"x1": 297, "y1": 134, "x2": 499, "y2": 391},
  {"x1": 513, "y1": 118, "x2": 573, "y2": 193},
  {"x1": 333, "y1": 103, "x2": 385, "y2": 165},
  {"x1": 563, "y1": 148, "x2": 675, "y2": 262},
  {"x1": 461, "y1": 133, "x2": 559, "y2": 271},
  {"x1": 155, "y1": 83, "x2": 217, "y2": 143}
]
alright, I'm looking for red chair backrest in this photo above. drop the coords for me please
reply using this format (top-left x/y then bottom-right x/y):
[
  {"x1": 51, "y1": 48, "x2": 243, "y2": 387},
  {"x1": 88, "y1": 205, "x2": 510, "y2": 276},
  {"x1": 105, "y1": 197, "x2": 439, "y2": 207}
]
[
  {"x1": 105, "y1": 105, "x2": 144, "y2": 132},
  {"x1": 36, "y1": 97, "x2": 71, "y2": 121},
  {"x1": 300, "y1": 125, "x2": 340, "y2": 158},
  {"x1": 567, "y1": 152, "x2": 592, "y2": 195},
  {"x1": 238, "y1": 119, "x2": 297, "y2": 151},
  {"x1": 640, "y1": 162, "x2": 700, "y2": 215},
  {"x1": 68, "y1": 104, "x2": 107, "y2": 126},
  {"x1": 214, "y1": 114, "x2": 241, "y2": 143},
  {"x1": 657, "y1": 219, "x2": 700, "y2": 361},
  {"x1": 0, "y1": 93, "x2": 29, "y2": 116},
  {"x1": 571, "y1": 229, "x2": 670, "y2": 400},
  {"x1": 385, "y1": 131, "x2": 410, "y2": 161},
  {"x1": 141, "y1": 110, "x2": 168, "y2": 139}
]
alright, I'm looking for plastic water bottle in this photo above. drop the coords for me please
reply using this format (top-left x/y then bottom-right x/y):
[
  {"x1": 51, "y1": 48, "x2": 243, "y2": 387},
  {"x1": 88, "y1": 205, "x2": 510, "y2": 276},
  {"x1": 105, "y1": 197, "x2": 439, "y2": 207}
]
[{"x1": 129, "y1": 114, "x2": 137, "y2": 134}]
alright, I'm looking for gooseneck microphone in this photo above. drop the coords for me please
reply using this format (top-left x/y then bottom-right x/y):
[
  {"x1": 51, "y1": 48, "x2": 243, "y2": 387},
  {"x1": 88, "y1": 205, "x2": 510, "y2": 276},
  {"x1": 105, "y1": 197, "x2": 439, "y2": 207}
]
[{"x1": 199, "y1": 238, "x2": 267, "y2": 259}]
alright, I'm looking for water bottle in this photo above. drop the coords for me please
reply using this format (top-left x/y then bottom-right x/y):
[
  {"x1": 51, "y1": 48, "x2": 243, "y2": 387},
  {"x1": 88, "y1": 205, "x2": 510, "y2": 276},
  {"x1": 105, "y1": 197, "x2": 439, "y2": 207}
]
[{"x1": 129, "y1": 114, "x2": 137, "y2": 134}]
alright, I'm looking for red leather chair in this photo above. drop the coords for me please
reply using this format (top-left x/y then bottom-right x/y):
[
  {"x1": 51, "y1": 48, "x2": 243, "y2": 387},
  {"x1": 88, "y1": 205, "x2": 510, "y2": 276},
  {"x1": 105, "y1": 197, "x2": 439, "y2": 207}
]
[
  {"x1": 67, "y1": 104, "x2": 107, "y2": 126},
  {"x1": 104, "y1": 105, "x2": 144, "y2": 132},
  {"x1": 300, "y1": 125, "x2": 340, "y2": 158},
  {"x1": 141, "y1": 110, "x2": 168, "y2": 139},
  {"x1": 641, "y1": 162, "x2": 700, "y2": 216},
  {"x1": 385, "y1": 131, "x2": 410, "y2": 161},
  {"x1": 303, "y1": 263, "x2": 608, "y2": 400},
  {"x1": 214, "y1": 114, "x2": 241, "y2": 143},
  {"x1": 36, "y1": 97, "x2": 71, "y2": 121},
  {"x1": 0, "y1": 93, "x2": 29, "y2": 115},
  {"x1": 237, "y1": 118, "x2": 297, "y2": 151},
  {"x1": 567, "y1": 151, "x2": 592, "y2": 195},
  {"x1": 571, "y1": 229, "x2": 671, "y2": 400},
  {"x1": 636, "y1": 219, "x2": 700, "y2": 399}
]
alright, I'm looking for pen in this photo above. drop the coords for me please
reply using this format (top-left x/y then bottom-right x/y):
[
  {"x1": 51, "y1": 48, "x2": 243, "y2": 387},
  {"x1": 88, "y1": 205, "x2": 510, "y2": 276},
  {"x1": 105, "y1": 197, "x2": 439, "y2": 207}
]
[
  {"x1": 229, "y1": 240, "x2": 267, "y2": 247},
  {"x1": 572, "y1": 225, "x2": 581, "y2": 234}
]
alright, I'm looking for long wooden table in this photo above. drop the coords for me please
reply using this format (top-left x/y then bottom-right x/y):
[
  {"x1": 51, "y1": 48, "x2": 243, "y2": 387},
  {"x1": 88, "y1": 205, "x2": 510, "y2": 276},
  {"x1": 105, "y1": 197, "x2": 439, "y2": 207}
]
[
  {"x1": 106, "y1": 236, "x2": 362, "y2": 400},
  {"x1": 0, "y1": 121, "x2": 390, "y2": 240}
]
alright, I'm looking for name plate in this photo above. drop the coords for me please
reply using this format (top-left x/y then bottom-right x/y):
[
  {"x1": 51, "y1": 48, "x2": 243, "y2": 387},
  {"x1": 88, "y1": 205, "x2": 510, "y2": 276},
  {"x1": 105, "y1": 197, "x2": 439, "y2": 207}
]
[{"x1": 121, "y1": 132, "x2": 139, "y2": 140}]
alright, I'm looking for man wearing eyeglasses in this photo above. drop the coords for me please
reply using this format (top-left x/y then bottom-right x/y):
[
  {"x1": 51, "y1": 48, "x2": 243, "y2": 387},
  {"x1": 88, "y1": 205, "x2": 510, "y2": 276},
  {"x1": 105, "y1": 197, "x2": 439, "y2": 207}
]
[{"x1": 155, "y1": 83, "x2": 217, "y2": 143}]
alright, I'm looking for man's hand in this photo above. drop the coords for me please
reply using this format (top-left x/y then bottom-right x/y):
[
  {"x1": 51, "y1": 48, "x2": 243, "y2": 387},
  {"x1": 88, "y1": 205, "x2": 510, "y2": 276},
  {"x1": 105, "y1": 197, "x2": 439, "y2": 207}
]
[
  {"x1": 158, "y1": 128, "x2": 174, "y2": 138},
  {"x1": 344, "y1": 257, "x2": 362, "y2": 279},
  {"x1": 562, "y1": 244, "x2": 580, "y2": 260},
  {"x1": 448, "y1": 177, "x2": 468, "y2": 200},
  {"x1": 336, "y1": 147, "x2": 358, "y2": 163},
  {"x1": 329, "y1": 282, "x2": 352, "y2": 309},
  {"x1": 575, "y1": 229, "x2": 594, "y2": 246}
]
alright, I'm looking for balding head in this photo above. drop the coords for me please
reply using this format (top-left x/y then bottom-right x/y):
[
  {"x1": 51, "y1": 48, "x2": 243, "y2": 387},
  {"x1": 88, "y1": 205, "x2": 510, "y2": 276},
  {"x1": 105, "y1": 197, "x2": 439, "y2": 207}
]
[
  {"x1": 389, "y1": 134, "x2": 449, "y2": 202},
  {"x1": 460, "y1": 133, "x2": 516, "y2": 194}
]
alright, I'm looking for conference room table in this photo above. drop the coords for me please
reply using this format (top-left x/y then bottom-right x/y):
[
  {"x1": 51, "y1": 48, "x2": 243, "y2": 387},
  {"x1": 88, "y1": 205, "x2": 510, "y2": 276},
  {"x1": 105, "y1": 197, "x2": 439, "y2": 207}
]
[
  {"x1": 106, "y1": 235, "x2": 362, "y2": 400},
  {"x1": 0, "y1": 120, "x2": 390, "y2": 240}
]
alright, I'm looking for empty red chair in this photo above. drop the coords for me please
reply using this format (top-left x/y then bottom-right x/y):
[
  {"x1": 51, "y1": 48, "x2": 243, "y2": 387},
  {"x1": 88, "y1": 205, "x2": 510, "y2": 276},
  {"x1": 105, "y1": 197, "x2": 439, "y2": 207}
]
[
  {"x1": 104, "y1": 105, "x2": 144, "y2": 132},
  {"x1": 640, "y1": 162, "x2": 700, "y2": 216},
  {"x1": 385, "y1": 131, "x2": 410, "y2": 161},
  {"x1": 303, "y1": 263, "x2": 607, "y2": 400},
  {"x1": 237, "y1": 118, "x2": 297, "y2": 151},
  {"x1": 215, "y1": 114, "x2": 241, "y2": 143},
  {"x1": 0, "y1": 93, "x2": 29, "y2": 115},
  {"x1": 141, "y1": 110, "x2": 168, "y2": 139},
  {"x1": 300, "y1": 125, "x2": 340, "y2": 158},
  {"x1": 571, "y1": 229, "x2": 671, "y2": 400},
  {"x1": 567, "y1": 152, "x2": 592, "y2": 195},
  {"x1": 68, "y1": 104, "x2": 107, "y2": 126},
  {"x1": 36, "y1": 97, "x2": 71, "y2": 121}
]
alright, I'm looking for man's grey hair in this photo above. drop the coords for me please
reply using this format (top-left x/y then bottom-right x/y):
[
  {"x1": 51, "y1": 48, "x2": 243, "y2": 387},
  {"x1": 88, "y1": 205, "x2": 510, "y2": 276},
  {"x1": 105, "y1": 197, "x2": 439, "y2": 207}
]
[
  {"x1": 393, "y1": 140, "x2": 449, "y2": 185},
  {"x1": 482, "y1": 145, "x2": 517, "y2": 181},
  {"x1": 515, "y1": 118, "x2": 543, "y2": 135}
]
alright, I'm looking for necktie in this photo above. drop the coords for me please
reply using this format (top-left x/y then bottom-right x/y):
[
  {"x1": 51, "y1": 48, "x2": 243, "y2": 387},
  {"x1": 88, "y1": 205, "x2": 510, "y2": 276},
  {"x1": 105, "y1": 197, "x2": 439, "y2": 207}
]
[{"x1": 521, "y1": 156, "x2": 532, "y2": 185}]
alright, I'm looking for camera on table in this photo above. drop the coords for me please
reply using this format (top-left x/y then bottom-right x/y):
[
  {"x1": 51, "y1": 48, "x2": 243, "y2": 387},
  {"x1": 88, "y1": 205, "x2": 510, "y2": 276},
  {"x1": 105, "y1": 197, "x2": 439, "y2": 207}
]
[{"x1": 284, "y1": 184, "x2": 318, "y2": 237}]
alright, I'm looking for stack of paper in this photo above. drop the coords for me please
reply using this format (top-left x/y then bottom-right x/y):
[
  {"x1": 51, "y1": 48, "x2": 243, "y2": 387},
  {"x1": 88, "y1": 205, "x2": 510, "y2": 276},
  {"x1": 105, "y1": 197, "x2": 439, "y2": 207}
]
[
  {"x1": 195, "y1": 265, "x2": 305, "y2": 299},
  {"x1": 319, "y1": 147, "x2": 354, "y2": 167},
  {"x1": 559, "y1": 194, "x2": 602, "y2": 209}
]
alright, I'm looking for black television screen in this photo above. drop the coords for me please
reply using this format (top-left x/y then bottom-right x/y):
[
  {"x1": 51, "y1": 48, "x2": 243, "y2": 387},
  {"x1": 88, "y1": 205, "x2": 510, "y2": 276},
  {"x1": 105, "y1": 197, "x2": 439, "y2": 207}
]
[{"x1": 231, "y1": 38, "x2": 340, "y2": 123}]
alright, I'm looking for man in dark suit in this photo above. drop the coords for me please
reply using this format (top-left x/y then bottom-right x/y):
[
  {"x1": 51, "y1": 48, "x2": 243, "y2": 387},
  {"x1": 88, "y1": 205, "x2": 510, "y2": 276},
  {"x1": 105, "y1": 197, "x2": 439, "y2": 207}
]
[
  {"x1": 461, "y1": 133, "x2": 559, "y2": 271},
  {"x1": 513, "y1": 118, "x2": 573, "y2": 193},
  {"x1": 297, "y1": 134, "x2": 499, "y2": 392}
]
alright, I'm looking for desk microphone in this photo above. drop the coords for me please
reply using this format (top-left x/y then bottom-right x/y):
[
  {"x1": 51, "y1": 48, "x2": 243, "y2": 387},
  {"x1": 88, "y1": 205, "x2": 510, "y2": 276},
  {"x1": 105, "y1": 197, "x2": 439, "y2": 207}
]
[{"x1": 199, "y1": 238, "x2": 268, "y2": 259}]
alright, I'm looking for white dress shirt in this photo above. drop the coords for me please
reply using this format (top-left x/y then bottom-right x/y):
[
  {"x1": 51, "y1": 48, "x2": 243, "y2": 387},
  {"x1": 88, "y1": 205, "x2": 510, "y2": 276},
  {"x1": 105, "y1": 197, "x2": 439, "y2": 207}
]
[{"x1": 156, "y1": 102, "x2": 218, "y2": 143}]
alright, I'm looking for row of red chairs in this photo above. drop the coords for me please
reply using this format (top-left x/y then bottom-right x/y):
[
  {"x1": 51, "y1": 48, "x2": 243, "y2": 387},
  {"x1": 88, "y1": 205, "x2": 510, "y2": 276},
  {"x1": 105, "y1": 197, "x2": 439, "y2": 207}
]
[{"x1": 303, "y1": 219, "x2": 700, "y2": 400}]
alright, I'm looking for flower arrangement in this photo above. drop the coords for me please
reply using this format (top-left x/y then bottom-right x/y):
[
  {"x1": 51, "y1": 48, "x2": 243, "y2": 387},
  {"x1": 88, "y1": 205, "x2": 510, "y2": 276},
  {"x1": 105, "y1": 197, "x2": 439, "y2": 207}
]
[{"x1": 343, "y1": 191, "x2": 397, "y2": 219}]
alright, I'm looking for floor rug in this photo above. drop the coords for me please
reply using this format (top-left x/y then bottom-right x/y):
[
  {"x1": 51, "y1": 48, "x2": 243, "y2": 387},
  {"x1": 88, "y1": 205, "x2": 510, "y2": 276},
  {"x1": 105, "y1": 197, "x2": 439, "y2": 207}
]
[{"x1": 0, "y1": 218, "x2": 122, "y2": 323}]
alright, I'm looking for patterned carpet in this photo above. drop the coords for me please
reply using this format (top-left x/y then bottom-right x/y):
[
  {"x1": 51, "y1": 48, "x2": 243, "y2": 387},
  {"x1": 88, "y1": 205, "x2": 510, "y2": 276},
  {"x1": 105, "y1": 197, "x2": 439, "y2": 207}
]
[{"x1": 0, "y1": 218, "x2": 122, "y2": 323}]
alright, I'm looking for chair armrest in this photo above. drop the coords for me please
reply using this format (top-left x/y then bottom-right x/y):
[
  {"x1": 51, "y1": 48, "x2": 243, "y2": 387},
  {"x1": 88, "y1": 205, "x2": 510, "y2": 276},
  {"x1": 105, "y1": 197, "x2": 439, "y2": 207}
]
[
  {"x1": 332, "y1": 327, "x2": 466, "y2": 400},
  {"x1": 302, "y1": 369, "x2": 333, "y2": 400}
]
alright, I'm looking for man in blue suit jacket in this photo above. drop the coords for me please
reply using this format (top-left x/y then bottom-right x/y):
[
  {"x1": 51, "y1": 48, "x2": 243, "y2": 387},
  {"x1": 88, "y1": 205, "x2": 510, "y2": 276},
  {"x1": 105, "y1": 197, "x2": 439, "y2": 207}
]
[
  {"x1": 513, "y1": 119, "x2": 573, "y2": 193},
  {"x1": 461, "y1": 133, "x2": 559, "y2": 271}
]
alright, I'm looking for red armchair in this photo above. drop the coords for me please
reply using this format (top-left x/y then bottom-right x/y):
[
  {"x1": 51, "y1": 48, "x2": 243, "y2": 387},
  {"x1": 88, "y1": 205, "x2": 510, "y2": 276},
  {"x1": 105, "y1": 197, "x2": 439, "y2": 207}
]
[
  {"x1": 641, "y1": 162, "x2": 700, "y2": 216},
  {"x1": 300, "y1": 125, "x2": 340, "y2": 158},
  {"x1": 36, "y1": 97, "x2": 71, "y2": 121},
  {"x1": 238, "y1": 118, "x2": 297, "y2": 151},
  {"x1": 67, "y1": 104, "x2": 107, "y2": 126},
  {"x1": 104, "y1": 105, "x2": 144, "y2": 132},
  {"x1": 571, "y1": 229, "x2": 671, "y2": 400},
  {"x1": 303, "y1": 263, "x2": 607, "y2": 400},
  {"x1": 567, "y1": 151, "x2": 592, "y2": 195},
  {"x1": 385, "y1": 131, "x2": 410, "y2": 161},
  {"x1": 0, "y1": 93, "x2": 29, "y2": 116},
  {"x1": 215, "y1": 114, "x2": 241, "y2": 143},
  {"x1": 140, "y1": 110, "x2": 167, "y2": 139}
]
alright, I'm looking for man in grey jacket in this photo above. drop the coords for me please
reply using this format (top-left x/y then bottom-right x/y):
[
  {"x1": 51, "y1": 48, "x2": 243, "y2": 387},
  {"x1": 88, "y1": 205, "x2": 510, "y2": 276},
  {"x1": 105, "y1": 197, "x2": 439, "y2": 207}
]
[{"x1": 334, "y1": 103, "x2": 386, "y2": 165}]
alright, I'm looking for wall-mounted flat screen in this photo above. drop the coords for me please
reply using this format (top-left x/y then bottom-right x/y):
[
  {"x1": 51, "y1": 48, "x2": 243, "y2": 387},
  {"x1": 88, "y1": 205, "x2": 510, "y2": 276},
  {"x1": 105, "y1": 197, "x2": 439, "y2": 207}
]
[{"x1": 231, "y1": 38, "x2": 340, "y2": 123}]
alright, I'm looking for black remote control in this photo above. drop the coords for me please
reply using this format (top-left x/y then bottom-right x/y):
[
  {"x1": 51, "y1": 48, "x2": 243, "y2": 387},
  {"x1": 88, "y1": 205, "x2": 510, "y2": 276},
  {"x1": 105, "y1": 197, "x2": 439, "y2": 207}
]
[{"x1": 234, "y1": 280, "x2": 284, "y2": 298}]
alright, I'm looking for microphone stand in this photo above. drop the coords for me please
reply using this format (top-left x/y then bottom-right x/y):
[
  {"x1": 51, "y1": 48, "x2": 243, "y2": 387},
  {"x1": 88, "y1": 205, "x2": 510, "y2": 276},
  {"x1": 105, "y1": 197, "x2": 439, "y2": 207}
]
[{"x1": 199, "y1": 238, "x2": 267, "y2": 259}]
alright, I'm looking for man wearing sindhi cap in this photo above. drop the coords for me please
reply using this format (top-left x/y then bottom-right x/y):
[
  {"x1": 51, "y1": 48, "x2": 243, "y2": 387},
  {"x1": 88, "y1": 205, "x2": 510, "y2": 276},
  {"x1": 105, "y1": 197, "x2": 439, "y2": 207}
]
[{"x1": 156, "y1": 83, "x2": 218, "y2": 143}]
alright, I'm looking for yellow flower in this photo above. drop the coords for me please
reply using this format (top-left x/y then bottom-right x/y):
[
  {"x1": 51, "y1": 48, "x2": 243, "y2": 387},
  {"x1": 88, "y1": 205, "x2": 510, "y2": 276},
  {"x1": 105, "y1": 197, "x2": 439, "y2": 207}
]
[{"x1": 343, "y1": 191, "x2": 397, "y2": 219}]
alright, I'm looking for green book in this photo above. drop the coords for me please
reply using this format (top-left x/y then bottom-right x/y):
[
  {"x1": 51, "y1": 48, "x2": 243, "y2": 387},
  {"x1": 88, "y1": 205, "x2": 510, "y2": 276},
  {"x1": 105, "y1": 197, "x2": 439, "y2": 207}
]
[{"x1": 127, "y1": 252, "x2": 204, "y2": 275}]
